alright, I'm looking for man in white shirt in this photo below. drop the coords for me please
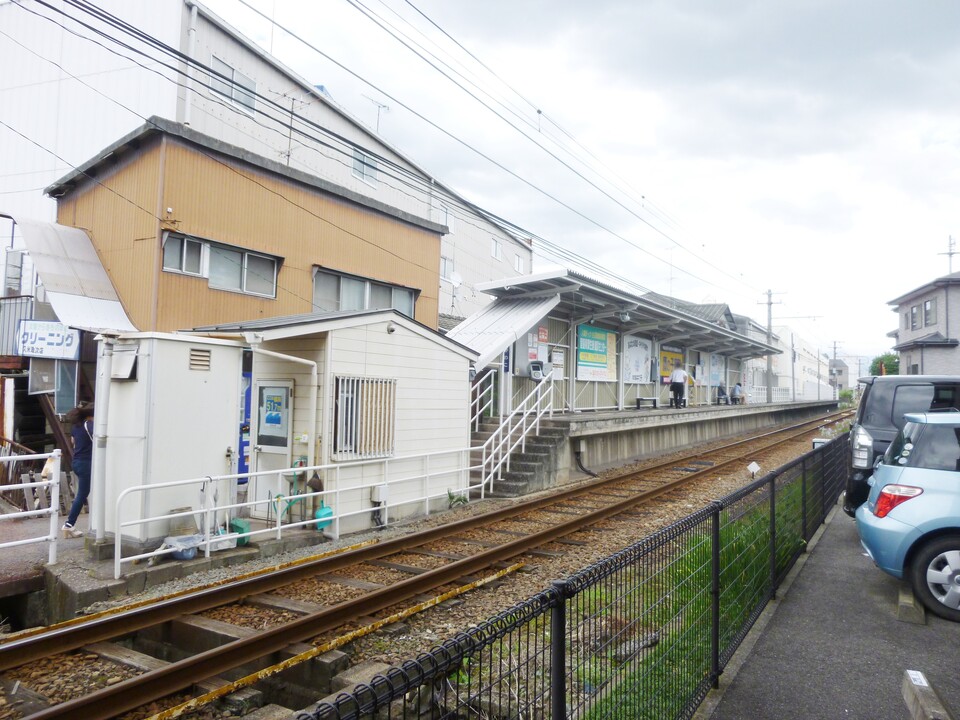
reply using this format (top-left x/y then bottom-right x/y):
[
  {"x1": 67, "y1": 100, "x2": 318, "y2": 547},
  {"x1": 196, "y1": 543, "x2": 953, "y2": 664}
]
[{"x1": 668, "y1": 362, "x2": 688, "y2": 408}]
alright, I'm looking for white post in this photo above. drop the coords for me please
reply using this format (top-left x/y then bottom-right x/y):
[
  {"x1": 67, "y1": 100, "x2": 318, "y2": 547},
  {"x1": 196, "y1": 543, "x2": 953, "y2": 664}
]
[{"x1": 93, "y1": 334, "x2": 118, "y2": 543}]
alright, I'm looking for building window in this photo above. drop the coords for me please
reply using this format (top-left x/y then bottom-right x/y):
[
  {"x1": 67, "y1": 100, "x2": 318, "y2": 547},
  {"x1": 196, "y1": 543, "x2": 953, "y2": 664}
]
[
  {"x1": 313, "y1": 268, "x2": 416, "y2": 317},
  {"x1": 440, "y1": 256, "x2": 454, "y2": 281},
  {"x1": 911, "y1": 306, "x2": 919, "y2": 330},
  {"x1": 491, "y1": 238, "x2": 502, "y2": 261},
  {"x1": 333, "y1": 376, "x2": 396, "y2": 460},
  {"x1": 162, "y1": 233, "x2": 278, "y2": 298},
  {"x1": 352, "y1": 149, "x2": 378, "y2": 185},
  {"x1": 162, "y1": 235, "x2": 203, "y2": 275},
  {"x1": 439, "y1": 204, "x2": 455, "y2": 233},
  {"x1": 903, "y1": 312, "x2": 909, "y2": 330},
  {"x1": 210, "y1": 56, "x2": 256, "y2": 112},
  {"x1": 924, "y1": 298, "x2": 937, "y2": 326},
  {"x1": 514, "y1": 254, "x2": 523, "y2": 274}
]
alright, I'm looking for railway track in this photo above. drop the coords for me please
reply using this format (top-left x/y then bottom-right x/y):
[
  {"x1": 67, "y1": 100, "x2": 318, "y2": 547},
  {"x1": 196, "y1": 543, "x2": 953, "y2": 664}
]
[{"x1": 0, "y1": 411, "x2": 850, "y2": 719}]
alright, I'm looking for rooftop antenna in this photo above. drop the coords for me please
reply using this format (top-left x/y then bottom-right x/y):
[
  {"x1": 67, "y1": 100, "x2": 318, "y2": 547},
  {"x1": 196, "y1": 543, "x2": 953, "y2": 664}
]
[
  {"x1": 940, "y1": 235, "x2": 957, "y2": 274},
  {"x1": 362, "y1": 95, "x2": 390, "y2": 133}
]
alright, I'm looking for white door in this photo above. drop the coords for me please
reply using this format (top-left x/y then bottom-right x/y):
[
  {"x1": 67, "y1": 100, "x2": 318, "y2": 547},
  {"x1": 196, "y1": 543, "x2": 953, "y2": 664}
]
[{"x1": 250, "y1": 380, "x2": 294, "y2": 520}]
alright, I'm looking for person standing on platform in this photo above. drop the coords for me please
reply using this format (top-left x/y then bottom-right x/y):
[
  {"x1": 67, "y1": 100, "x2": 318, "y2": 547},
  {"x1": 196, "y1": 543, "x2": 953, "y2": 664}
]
[
  {"x1": 61, "y1": 404, "x2": 94, "y2": 538},
  {"x1": 669, "y1": 361, "x2": 688, "y2": 408}
]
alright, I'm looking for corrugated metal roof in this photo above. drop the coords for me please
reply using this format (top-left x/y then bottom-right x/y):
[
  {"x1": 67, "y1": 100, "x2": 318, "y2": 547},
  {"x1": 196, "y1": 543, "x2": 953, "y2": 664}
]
[
  {"x1": 16, "y1": 218, "x2": 136, "y2": 333},
  {"x1": 446, "y1": 295, "x2": 562, "y2": 368}
]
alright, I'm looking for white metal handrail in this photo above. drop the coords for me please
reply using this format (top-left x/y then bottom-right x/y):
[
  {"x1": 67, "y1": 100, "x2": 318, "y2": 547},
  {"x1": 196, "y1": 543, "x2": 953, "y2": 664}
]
[
  {"x1": 113, "y1": 448, "x2": 471, "y2": 578},
  {"x1": 470, "y1": 368, "x2": 496, "y2": 431},
  {"x1": 474, "y1": 373, "x2": 554, "y2": 498},
  {"x1": 0, "y1": 450, "x2": 62, "y2": 564}
]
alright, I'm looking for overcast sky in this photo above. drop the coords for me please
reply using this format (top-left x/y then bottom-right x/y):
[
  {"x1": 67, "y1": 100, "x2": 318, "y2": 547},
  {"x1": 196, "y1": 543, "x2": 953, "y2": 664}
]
[{"x1": 205, "y1": 0, "x2": 960, "y2": 370}]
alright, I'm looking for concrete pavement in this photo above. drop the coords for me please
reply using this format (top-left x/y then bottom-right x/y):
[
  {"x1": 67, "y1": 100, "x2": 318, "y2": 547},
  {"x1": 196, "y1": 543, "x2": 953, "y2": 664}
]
[{"x1": 699, "y1": 504, "x2": 960, "y2": 720}]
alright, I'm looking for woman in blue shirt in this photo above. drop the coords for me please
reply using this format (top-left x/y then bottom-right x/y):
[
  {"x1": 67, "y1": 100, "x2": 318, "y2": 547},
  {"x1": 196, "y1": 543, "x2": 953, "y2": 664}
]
[{"x1": 62, "y1": 404, "x2": 94, "y2": 538}]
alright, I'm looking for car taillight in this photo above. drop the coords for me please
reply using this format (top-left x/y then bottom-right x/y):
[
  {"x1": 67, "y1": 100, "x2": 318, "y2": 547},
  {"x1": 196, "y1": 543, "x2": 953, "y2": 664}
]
[
  {"x1": 873, "y1": 485, "x2": 923, "y2": 518},
  {"x1": 851, "y1": 426, "x2": 874, "y2": 469}
]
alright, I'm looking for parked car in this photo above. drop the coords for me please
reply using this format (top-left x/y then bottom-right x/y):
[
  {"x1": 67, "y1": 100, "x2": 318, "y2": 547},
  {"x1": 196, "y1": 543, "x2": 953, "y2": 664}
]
[
  {"x1": 844, "y1": 375, "x2": 960, "y2": 517},
  {"x1": 856, "y1": 411, "x2": 960, "y2": 621}
]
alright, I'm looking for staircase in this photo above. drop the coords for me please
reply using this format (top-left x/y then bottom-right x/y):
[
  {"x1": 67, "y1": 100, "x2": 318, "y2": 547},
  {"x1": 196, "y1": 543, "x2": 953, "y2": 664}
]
[{"x1": 469, "y1": 420, "x2": 569, "y2": 497}]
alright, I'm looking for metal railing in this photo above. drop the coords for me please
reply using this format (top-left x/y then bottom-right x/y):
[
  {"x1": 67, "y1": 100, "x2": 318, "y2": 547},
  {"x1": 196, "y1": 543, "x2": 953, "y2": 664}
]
[
  {"x1": 474, "y1": 373, "x2": 554, "y2": 498},
  {"x1": 0, "y1": 295, "x2": 34, "y2": 356},
  {"x1": 470, "y1": 367, "x2": 497, "y2": 431},
  {"x1": 0, "y1": 450, "x2": 62, "y2": 564},
  {"x1": 304, "y1": 433, "x2": 849, "y2": 720},
  {"x1": 0, "y1": 436, "x2": 45, "y2": 505},
  {"x1": 113, "y1": 448, "x2": 471, "y2": 579}
]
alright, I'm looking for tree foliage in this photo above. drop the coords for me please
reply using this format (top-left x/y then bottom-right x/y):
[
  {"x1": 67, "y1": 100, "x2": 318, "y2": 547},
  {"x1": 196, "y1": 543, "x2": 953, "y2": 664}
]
[{"x1": 870, "y1": 353, "x2": 899, "y2": 376}]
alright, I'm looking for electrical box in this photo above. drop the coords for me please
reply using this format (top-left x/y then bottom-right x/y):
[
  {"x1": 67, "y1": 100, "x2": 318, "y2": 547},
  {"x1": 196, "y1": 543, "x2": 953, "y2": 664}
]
[{"x1": 371, "y1": 484, "x2": 388, "y2": 503}]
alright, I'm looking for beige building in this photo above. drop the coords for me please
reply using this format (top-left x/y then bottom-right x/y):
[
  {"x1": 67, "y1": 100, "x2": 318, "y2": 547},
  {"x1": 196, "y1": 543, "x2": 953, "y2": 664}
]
[{"x1": 46, "y1": 118, "x2": 444, "y2": 332}]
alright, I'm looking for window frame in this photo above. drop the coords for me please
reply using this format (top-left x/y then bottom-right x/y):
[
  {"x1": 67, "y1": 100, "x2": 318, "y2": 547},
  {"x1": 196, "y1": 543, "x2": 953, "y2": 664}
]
[
  {"x1": 313, "y1": 268, "x2": 417, "y2": 317},
  {"x1": 514, "y1": 253, "x2": 523, "y2": 274},
  {"x1": 910, "y1": 305, "x2": 919, "y2": 330},
  {"x1": 491, "y1": 237, "x2": 502, "y2": 261},
  {"x1": 162, "y1": 232, "x2": 279, "y2": 299},
  {"x1": 440, "y1": 256, "x2": 454, "y2": 281},
  {"x1": 210, "y1": 55, "x2": 256, "y2": 113},
  {"x1": 924, "y1": 298, "x2": 937, "y2": 326},
  {"x1": 352, "y1": 149, "x2": 378, "y2": 186}
]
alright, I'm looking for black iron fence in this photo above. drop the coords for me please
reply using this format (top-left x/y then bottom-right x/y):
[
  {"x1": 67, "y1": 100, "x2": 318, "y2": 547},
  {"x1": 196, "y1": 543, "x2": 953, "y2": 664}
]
[{"x1": 302, "y1": 433, "x2": 849, "y2": 720}]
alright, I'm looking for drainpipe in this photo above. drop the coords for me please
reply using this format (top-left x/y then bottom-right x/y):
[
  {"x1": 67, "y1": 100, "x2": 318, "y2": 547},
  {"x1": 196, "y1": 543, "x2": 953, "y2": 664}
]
[
  {"x1": 244, "y1": 336, "x2": 319, "y2": 469},
  {"x1": 92, "y1": 333, "x2": 118, "y2": 543},
  {"x1": 183, "y1": 2, "x2": 198, "y2": 126}
]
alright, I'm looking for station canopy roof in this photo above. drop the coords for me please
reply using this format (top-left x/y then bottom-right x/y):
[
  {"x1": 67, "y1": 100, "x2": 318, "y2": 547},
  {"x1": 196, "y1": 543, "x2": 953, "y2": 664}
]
[{"x1": 449, "y1": 268, "x2": 780, "y2": 368}]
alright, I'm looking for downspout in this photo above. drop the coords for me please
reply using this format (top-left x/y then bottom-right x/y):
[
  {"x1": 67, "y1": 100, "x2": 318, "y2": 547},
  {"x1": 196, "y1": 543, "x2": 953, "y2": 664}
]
[
  {"x1": 568, "y1": 319, "x2": 577, "y2": 413},
  {"x1": 244, "y1": 337, "x2": 319, "y2": 469},
  {"x1": 151, "y1": 136, "x2": 167, "y2": 332},
  {"x1": 92, "y1": 333, "x2": 118, "y2": 543},
  {"x1": 183, "y1": 2, "x2": 198, "y2": 126},
  {"x1": 321, "y1": 334, "x2": 334, "y2": 466}
]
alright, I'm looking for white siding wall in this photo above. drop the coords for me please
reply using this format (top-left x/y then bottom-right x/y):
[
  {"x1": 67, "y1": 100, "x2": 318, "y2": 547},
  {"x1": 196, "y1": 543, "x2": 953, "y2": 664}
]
[
  {"x1": 327, "y1": 320, "x2": 470, "y2": 529},
  {"x1": 253, "y1": 336, "x2": 326, "y2": 463},
  {"x1": 0, "y1": 0, "x2": 531, "y2": 321},
  {"x1": 329, "y1": 321, "x2": 470, "y2": 454},
  {"x1": 0, "y1": 0, "x2": 181, "y2": 220}
]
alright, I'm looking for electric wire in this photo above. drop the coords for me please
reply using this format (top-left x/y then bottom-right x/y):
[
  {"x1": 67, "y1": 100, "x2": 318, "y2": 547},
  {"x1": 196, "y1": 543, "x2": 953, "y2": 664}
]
[{"x1": 8, "y1": 0, "x2": 758, "y2": 312}]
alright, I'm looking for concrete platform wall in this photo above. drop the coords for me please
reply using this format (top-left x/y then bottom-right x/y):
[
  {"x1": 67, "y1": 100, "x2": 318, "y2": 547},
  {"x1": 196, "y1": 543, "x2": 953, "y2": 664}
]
[{"x1": 551, "y1": 402, "x2": 837, "y2": 475}]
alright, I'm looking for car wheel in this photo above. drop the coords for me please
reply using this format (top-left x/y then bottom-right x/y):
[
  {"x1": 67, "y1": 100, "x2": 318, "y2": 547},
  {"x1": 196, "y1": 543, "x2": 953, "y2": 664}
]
[{"x1": 909, "y1": 535, "x2": 960, "y2": 622}]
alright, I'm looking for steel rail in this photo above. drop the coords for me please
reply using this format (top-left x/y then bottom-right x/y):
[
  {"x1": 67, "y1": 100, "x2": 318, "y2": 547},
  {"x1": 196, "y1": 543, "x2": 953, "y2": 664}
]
[
  {"x1": 10, "y1": 411, "x2": 847, "y2": 718},
  {"x1": 1, "y1": 410, "x2": 845, "y2": 671}
]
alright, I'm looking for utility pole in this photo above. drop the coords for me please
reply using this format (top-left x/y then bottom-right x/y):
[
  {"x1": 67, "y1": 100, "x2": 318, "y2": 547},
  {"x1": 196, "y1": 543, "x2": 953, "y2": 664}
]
[
  {"x1": 766, "y1": 290, "x2": 773, "y2": 403},
  {"x1": 940, "y1": 235, "x2": 957, "y2": 274}
]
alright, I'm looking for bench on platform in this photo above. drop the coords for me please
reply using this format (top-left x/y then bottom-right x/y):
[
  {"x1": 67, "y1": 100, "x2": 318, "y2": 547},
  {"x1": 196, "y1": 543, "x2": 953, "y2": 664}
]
[{"x1": 635, "y1": 397, "x2": 658, "y2": 409}]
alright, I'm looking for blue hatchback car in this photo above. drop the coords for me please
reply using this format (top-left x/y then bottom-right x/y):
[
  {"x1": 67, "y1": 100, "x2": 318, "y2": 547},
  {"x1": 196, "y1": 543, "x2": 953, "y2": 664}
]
[{"x1": 856, "y1": 411, "x2": 960, "y2": 622}]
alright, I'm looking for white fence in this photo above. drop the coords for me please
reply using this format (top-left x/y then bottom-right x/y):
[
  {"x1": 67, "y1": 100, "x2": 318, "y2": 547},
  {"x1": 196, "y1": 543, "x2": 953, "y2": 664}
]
[
  {"x1": 0, "y1": 450, "x2": 62, "y2": 564},
  {"x1": 113, "y1": 448, "x2": 471, "y2": 579}
]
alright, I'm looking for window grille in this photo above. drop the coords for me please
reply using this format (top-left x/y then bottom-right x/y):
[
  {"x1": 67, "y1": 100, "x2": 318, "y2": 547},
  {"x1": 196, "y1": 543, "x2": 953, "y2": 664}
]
[
  {"x1": 189, "y1": 348, "x2": 212, "y2": 371},
  {"x1": 333, "y1": 376, "x2": 396, "y2": 460}
]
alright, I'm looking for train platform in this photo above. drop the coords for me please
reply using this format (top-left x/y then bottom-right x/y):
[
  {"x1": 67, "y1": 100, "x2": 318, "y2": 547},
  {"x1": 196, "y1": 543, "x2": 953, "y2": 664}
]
[
  {"x1": 697, "y1": 502, "x2": 960, "y2": 720},
  {"x1": 0, "y1": 513, "x2": 330, "y2": 624}
]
